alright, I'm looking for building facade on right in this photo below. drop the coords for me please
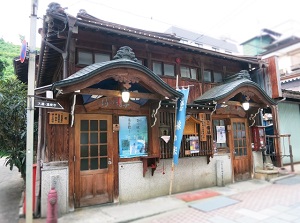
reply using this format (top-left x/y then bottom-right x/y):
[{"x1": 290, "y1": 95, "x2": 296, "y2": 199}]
[{"x1": 241, "y1": 25, "x2": 300, "y2": 165}]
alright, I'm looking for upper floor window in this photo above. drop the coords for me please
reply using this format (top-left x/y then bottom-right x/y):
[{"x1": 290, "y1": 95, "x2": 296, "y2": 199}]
[
  {"x1": 213, "y1": 72, "x2": 223, "y2": 83},
  {"x1": 95, "y1": 53, "x2": 110, "y2": 63},
  {"x1": 153, "y1": 62, "x2": 163, "y2": 75},
  {"x1": 77, "y1": 50, "x2": 111, "y2": 66},
  {"x1": 152, "y1": 62, "x2": 175, "y2": 76},
  {"x1": 203, "y1": 70, "x2": 223, "y2": 83},
  {"x1": 78, "y1": 51, "x2": 93, "y2": 65},
  {"x1": 164, "y1": 64, "x2": 175, "y2": 76},
  {"x1": 204, "y1": 70, "x2": 212, "y2": 82},
  {"x1": 180, "y1": 66, "x2": 197, "y2": 80}
]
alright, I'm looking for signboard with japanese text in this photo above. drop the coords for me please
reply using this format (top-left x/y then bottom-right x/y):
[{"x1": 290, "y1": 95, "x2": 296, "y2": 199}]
[
  {"x1": 49, "y1": 112, "x2": 69, "y2": 124},
  {"x1": 119, "y1": 116, "x2": 148, "y2": 158},
  {"x1": 34, "y1": 99, "x2": 64, "y2": 110}
]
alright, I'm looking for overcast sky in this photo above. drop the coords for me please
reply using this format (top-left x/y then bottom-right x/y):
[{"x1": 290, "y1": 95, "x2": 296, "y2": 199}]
[{"x1": 1, "y1": 0, "x2": 300, "y2": 47}]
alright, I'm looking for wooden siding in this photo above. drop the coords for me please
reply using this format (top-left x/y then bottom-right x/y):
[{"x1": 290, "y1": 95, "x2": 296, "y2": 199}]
[
  {"x1": 159, "y1": 110, "x2": 213, "y2": 159},
  {"x1": 251, "y1": 56, "x2": 281, "y2": 99}
]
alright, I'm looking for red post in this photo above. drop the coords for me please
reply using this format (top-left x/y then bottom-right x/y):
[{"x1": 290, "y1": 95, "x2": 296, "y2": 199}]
[{"x1": 47, "y1": 188, "x2": 58, "y2": 223}]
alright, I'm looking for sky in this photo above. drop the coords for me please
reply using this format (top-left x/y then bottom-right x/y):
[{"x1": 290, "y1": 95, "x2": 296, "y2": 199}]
[{"x1": 1, "y1": 0, "x2": 300, "y2": 48}]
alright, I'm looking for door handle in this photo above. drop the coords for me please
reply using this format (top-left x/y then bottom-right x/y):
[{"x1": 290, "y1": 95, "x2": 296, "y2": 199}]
[{"x1": 108, "y1": 158, "x2": 112, "y2": 165}]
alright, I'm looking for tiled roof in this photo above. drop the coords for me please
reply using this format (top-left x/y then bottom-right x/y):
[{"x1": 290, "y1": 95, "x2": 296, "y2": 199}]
[
  {"x1": 52, "y1": 57, "x2": 183, "y2": 98},
  {"x1": 194, "y1": 70, "x2": 276, "y2": 105}
]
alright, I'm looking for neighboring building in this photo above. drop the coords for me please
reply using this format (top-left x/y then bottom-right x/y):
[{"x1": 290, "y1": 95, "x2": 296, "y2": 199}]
[
  {"x1": 14, "y1": 3, "x2": 280, "y2": 217},
  {"x1": 260, "y1": 36, "x2": 300, "y2": 165},
  {"x1": 242, "y1": 25, "x2": 300, "y2": 165},
  {"x1": 165, "y1": 26, "x2": 239, "y2": 54},
  {"x1": 240, "y1": 28, "x2": 281, "y2": 56}
]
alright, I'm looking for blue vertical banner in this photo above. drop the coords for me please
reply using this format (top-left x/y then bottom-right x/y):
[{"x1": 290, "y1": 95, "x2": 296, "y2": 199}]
[{"x1": 173, "y1": 88, "x2": 189, "y2": 165}]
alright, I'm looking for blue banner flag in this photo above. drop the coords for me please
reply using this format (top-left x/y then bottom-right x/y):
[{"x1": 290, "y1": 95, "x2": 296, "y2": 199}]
[{"x1": 173, "y1": 88, "x2": 189, "y2": 165}]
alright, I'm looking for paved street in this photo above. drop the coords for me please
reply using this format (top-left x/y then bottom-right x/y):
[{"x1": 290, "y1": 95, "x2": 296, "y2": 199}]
[
  {"x1": 54, "y1": 173, "x2": 300, "y2": 223},
  {"x1": 133, "y1": 176, "x2": 300, "y2": 223},
  {"x1": 1, "y1": 161, "x2": 298, "y2": 223},
  {"x1": 0, "y1": 157, "x2": 24, "y2": 223}
]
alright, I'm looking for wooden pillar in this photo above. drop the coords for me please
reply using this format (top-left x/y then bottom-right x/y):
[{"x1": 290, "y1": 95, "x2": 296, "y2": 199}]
[
  {"x1": 270, "y1": 105, "x2": 282, "y2": 167},
  {"x1": 200, "y1": 62, "x2": 204, "y2": 95}
]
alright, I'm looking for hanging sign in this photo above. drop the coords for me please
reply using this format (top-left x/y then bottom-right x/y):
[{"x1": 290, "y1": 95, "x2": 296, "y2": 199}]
[{"x1": 173, "y1": 88, "x2": 189, "y2": 165}]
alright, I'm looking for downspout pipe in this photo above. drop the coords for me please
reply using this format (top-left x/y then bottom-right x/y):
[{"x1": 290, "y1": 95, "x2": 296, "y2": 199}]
[
  {"x1": 62, "y1": 15, "x2": 77, "y2": 79},
  {"x1": 40, "y1": 14, "x2": 77, "y2": 81}
]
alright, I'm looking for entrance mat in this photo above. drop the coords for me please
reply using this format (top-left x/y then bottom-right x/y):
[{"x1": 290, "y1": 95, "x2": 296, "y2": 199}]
[
  {"x1": 176, "y1": 190, "x2": 220, "y2": 202},
  {"x1": 188, "y1": 196, "x2": 239, "y2": 212}
]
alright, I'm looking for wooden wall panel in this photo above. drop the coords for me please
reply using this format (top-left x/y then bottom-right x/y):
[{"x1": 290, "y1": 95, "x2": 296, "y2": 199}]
[{"x1": 265, "y1": 56, "x2": 282, "y2": 98}]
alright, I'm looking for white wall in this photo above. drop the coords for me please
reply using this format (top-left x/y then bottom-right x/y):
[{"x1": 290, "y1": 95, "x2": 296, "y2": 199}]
[
  {"x1": 41, "y1": 162, "x2": 69, "y2": 218},
  {"x1": 118, "y1": 154, "x2": 232, "y2": 203}
]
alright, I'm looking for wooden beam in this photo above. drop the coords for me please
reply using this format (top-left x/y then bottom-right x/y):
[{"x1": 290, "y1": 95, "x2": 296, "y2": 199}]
[
  {"x1": 224, "y1": 101, "x2": 265, "y2": 108},
  {"x1": 79, "y1": 88, "x2": 163, "y2": 100}
]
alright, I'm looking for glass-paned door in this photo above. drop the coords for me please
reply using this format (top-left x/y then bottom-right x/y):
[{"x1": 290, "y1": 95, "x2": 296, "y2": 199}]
[
  {"x1": 75, "y1": 114, "x2": 113, "y2": 207},
  {"x1": 230, "y1": 118, "x2": 252, "y2": 182}
]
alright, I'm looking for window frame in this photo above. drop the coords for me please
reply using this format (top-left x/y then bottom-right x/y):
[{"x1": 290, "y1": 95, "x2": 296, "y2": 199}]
[
  {"x1": 180, "y1": 65, "x2": 198, "y2": 80},
  {"x1": 77, "y1": 49, "x2": 111, "y2": 66},
  {"x1": 203, "y1": 69, "x2": 223, "y2": 83},
  {"x1": 152, "y1": 61, "x2": 175, "y2": 77}
]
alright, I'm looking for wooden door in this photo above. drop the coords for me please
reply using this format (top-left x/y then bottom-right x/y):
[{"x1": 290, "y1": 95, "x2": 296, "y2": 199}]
[
  {"x1": 75, "y1": 114, "x2": 114, "y2": 207},
  {"x1": 230, "y1": 118, "x2": 252, "y2": 182}
]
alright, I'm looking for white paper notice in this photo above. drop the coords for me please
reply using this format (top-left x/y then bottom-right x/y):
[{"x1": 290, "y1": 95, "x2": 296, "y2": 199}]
[{"x1": 216, "y1": 126, "x2": 226, "y2": 143}]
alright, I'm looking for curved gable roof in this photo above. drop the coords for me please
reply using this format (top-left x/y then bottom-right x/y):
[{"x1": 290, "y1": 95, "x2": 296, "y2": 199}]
[
  {"x1": 52, "y1": 47, "x2": 183, "y2": 99},
  {"x1": 194, "y1": 70, "x2": 276, "y2": 106}
]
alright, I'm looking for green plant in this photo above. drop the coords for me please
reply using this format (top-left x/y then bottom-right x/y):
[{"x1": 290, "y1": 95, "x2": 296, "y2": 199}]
[{"x1": 0, "y1": 78, "x2": 27, "y2": 179}]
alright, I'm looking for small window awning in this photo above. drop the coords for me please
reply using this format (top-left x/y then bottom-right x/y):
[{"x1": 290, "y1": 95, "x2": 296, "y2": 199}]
[{"x1": 194, "y1": 70, "x2": 276, "y2": 107}]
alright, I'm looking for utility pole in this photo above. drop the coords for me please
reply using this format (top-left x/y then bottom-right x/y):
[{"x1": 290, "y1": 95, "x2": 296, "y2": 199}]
[{"x1": 26, "y1": 0, "x2": 38, "y2": 222}]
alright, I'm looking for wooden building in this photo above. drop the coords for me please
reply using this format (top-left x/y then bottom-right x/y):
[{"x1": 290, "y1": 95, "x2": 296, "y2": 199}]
[{"x1": 14, "y1": 3, "x2": 280, "y2": 216}]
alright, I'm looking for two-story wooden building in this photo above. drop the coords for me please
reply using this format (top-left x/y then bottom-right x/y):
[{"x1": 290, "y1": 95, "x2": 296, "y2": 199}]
[{"x1": 14, "y1": 3, "x2": 279, "y2": 217}]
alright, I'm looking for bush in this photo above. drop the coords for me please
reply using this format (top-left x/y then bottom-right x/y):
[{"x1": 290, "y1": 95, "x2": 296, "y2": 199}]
[{"x1": 0, "y1": 78, "x2": 27, "y2": 179}]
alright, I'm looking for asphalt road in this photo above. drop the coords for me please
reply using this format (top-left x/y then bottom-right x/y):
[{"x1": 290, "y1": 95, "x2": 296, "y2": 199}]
[{"x1": 0, "y1": 157, "x2": 24, "y2": 223}]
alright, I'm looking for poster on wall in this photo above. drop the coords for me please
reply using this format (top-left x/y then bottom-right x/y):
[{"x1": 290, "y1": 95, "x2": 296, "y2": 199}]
[
  {"x1": 189, "y1": 136, "x2": 200, "y2": 153},
  {"x1": 216, "y1": 126, "x2": 226, "y2": 143},
  {"x1": 119, "y1": 116, "x2": 148, "y2": 158}
]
